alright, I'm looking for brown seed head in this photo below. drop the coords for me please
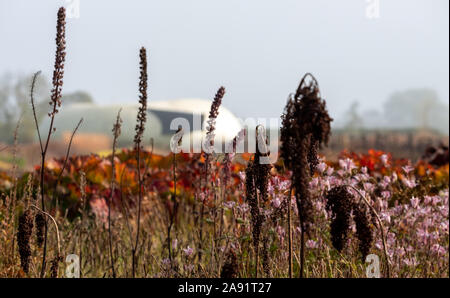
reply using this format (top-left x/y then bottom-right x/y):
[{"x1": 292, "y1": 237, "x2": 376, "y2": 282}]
[
  {"x1": 326, "y1": 186, "x2": 353, "y2": 252},
  {"x1": 49, "y1": 7, "x2": 66, "y2": 116},
  {"x1": 17, "y1": 209, "x2": 34, "y2": 273},
  {"x1": 134, "y1": 47, "x2": 148, "y2": 149}
]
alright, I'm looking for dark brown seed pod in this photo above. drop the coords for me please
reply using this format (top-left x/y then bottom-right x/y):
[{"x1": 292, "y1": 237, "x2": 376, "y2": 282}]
[
  {"x1": 35, "y1": 213, "x2": 45, "y2": 247},
  {"x1": 17, "y1": 209, "x2": 34, "y2": 273},
  {"x1": 220, "y1": 249, "x2": 239, "y2": 278},
  {"x1": 262, "y1": 236, "x2": 271, "y2": 277},
  {"x1": 353, "y1": 202, "x2": 374, "y2": 261},
  {"x1": 50, "y1": 255, "x2": 63, "y2": 278},
  {"x1": 326, "y1": 186, "x2": 353, "y2": 252},
  {"x1": 307, "y1": 140, "x2": 319, "y2": 175}
]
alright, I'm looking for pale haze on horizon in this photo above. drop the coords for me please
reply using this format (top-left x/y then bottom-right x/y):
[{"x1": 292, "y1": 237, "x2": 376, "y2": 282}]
[{"x1": 0, "y1": 0, "x2": 448, "y2": 125}]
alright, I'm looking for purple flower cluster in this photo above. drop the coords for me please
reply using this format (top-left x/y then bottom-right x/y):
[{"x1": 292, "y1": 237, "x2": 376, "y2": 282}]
[{"x1": 232, "y1": 155, "x2": 449, "y2": 276}]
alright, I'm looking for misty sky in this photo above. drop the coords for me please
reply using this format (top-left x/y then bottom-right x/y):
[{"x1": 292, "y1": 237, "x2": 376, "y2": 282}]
[{"x1": 0, "y1": 0, "x2": 448, "y2": 122}]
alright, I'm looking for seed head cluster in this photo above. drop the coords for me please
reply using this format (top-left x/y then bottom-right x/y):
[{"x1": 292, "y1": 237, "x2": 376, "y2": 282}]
[
  {"x1": 281, "y1": 73, "x2": 332, "y2": 231},
  {"x1": 50, "y1": 255, "x2": 63, "y2": 278},
  {"x1": 353, "y1": 202, "x2": 374, "y2": 260},
  {"x1": 48, "y1": 7, "x2": 66, "y2": 117},
  {"x1": 134, "y1": 47, "x2": 148, "y2": 149},
  {"x1": 326, "y1": 186, "x2": 374, "y2": 258},
  {"x1": 35, "y1": 213, "x2": 45, "y2": 247},
  {"x1": 220, "y1": 249, "x2": 239, "y2": 278},
  {"x1": 262, "y1": 236, "x2": 271, "y2": 277},
  {"x1": 17, "y1": 209, "x2": 34, "y2": 273},
  {"x1": 245, "y1": 128, "x2": 271, "y2": 249},
  {"x1": 326, "y1": 186, "x2": 353, "y2": 252},
  {"x1": 206, "y1": 87, "x2": 225, "y2": 136},
  {"x1": 205, "y1": 87, "x2": 225, "y2": 152}
]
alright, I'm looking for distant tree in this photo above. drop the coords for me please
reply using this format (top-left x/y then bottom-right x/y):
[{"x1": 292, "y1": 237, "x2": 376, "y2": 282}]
[
  {"x1": 0, "y1": 73, "x2": 95, "y2": 144},
  {"x1": 383, "y1": 88, "x2": 449, "y2": 134},
  {"x1": 343, "y1": 101, "x2": 363, "y2": 131},
  {"x1": 0, "y1": 73, "x2": 49, "y2": 143}
]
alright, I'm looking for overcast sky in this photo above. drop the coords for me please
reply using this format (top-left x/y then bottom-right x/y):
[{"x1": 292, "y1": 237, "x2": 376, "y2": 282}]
[{"x1": 0, "y1": 0, "x2": 448, "y2": 122}]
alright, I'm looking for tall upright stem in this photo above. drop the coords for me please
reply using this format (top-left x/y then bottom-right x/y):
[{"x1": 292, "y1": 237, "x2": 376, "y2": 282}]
[
  {"x1": 300, "y1": 220, "x2": 305, "y2": 278},
  {"x1": 287, "y1": 185, "x2": 293, "y2": 278},
  {"x1": 198, "y1": 160, "x2": 207, "y2": 265},
  {"x1": 132, "y1": 145, "x2": 143, "y2": 277}
]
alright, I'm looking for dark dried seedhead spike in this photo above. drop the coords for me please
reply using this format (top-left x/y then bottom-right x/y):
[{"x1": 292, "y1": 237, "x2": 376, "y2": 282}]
[
  {"x1": 262, "y1": 236, "x2": 271, "y2": 277},
  {"x1": 220, "y1": 249, "x2": 239, "y2": 278},
  {"x1": 50, "y1": 255, "x2": 63, "y2": 278},
  {"x1": 326, "y1": 186, "x2": 353, "y2": 252},
  {"x1": 353, "y1": 202, "x2": 374, "y2": 261},
  {"x1": 280, "y1": 73, "x2": 333, "y2": 232},
  {"x1": 35, "y1": 213, "x2": 45, "y2": 247},
  {"x1": 307, "y1": 140, "x2": 319, "y2": 175},
  {"x1": 17, "y1": 209, "x2": 34, "y2": 273},
  {"x1": 205, "y1": 86, "x2": 226, "y2": 152},
  {"x1": 49, "y1": 7, "x2": 66, "y2": 117},
  {"x1": 208, "y1": 87, "x2": 225, "y2": 128},
  {"x1": 134, "y1": 47, "x2": 148, "y2": 149},
  {"x1": 245, "y1": 163, "x2": 261, "y2": 248}
]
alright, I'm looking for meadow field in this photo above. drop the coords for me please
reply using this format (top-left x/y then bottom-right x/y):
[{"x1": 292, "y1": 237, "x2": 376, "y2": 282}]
[{"x1": 0, "y1": 7, "x2": 448, "y2": 278}]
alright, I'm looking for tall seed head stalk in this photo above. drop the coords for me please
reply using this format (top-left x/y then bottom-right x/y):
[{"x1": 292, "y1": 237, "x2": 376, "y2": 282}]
[
  {"x1": 245, "y1": 126, "x2": 272, "y2": 277},
  {"x1": 132, "y1": 46, "x2": 148, "y2": 278},
  {"x1": 134, "y1": 47, "x2": 148, "y2": 149},
  {"x1": 49, "y1": 7, "x2": 66, "y2": 117},
  {"x1": 37, "y1": 6, "x2": 67, "y2": 277},
  {"x1": 280, "y1": 73, "x2": 332, "y2": 231},
  {"x1": 280, "y1": 73, "x2": 332, "y2": 277},
  {"x1": 108, "y1": 109, "x2": 122, "y2": 278},
  {"x1": 198, "y1": 86, "x2": 225, "y2": 265}
]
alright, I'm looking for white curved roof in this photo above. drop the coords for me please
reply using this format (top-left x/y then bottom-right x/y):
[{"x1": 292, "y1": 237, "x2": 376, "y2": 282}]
[{"x1": 38, "y1": 98, "x2": 243, "y2": 150}]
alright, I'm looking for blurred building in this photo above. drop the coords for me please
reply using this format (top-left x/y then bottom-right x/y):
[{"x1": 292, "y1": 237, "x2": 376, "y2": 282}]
[{"x1": 38, "y1": 98, "x2": 243, "y2": 154}]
